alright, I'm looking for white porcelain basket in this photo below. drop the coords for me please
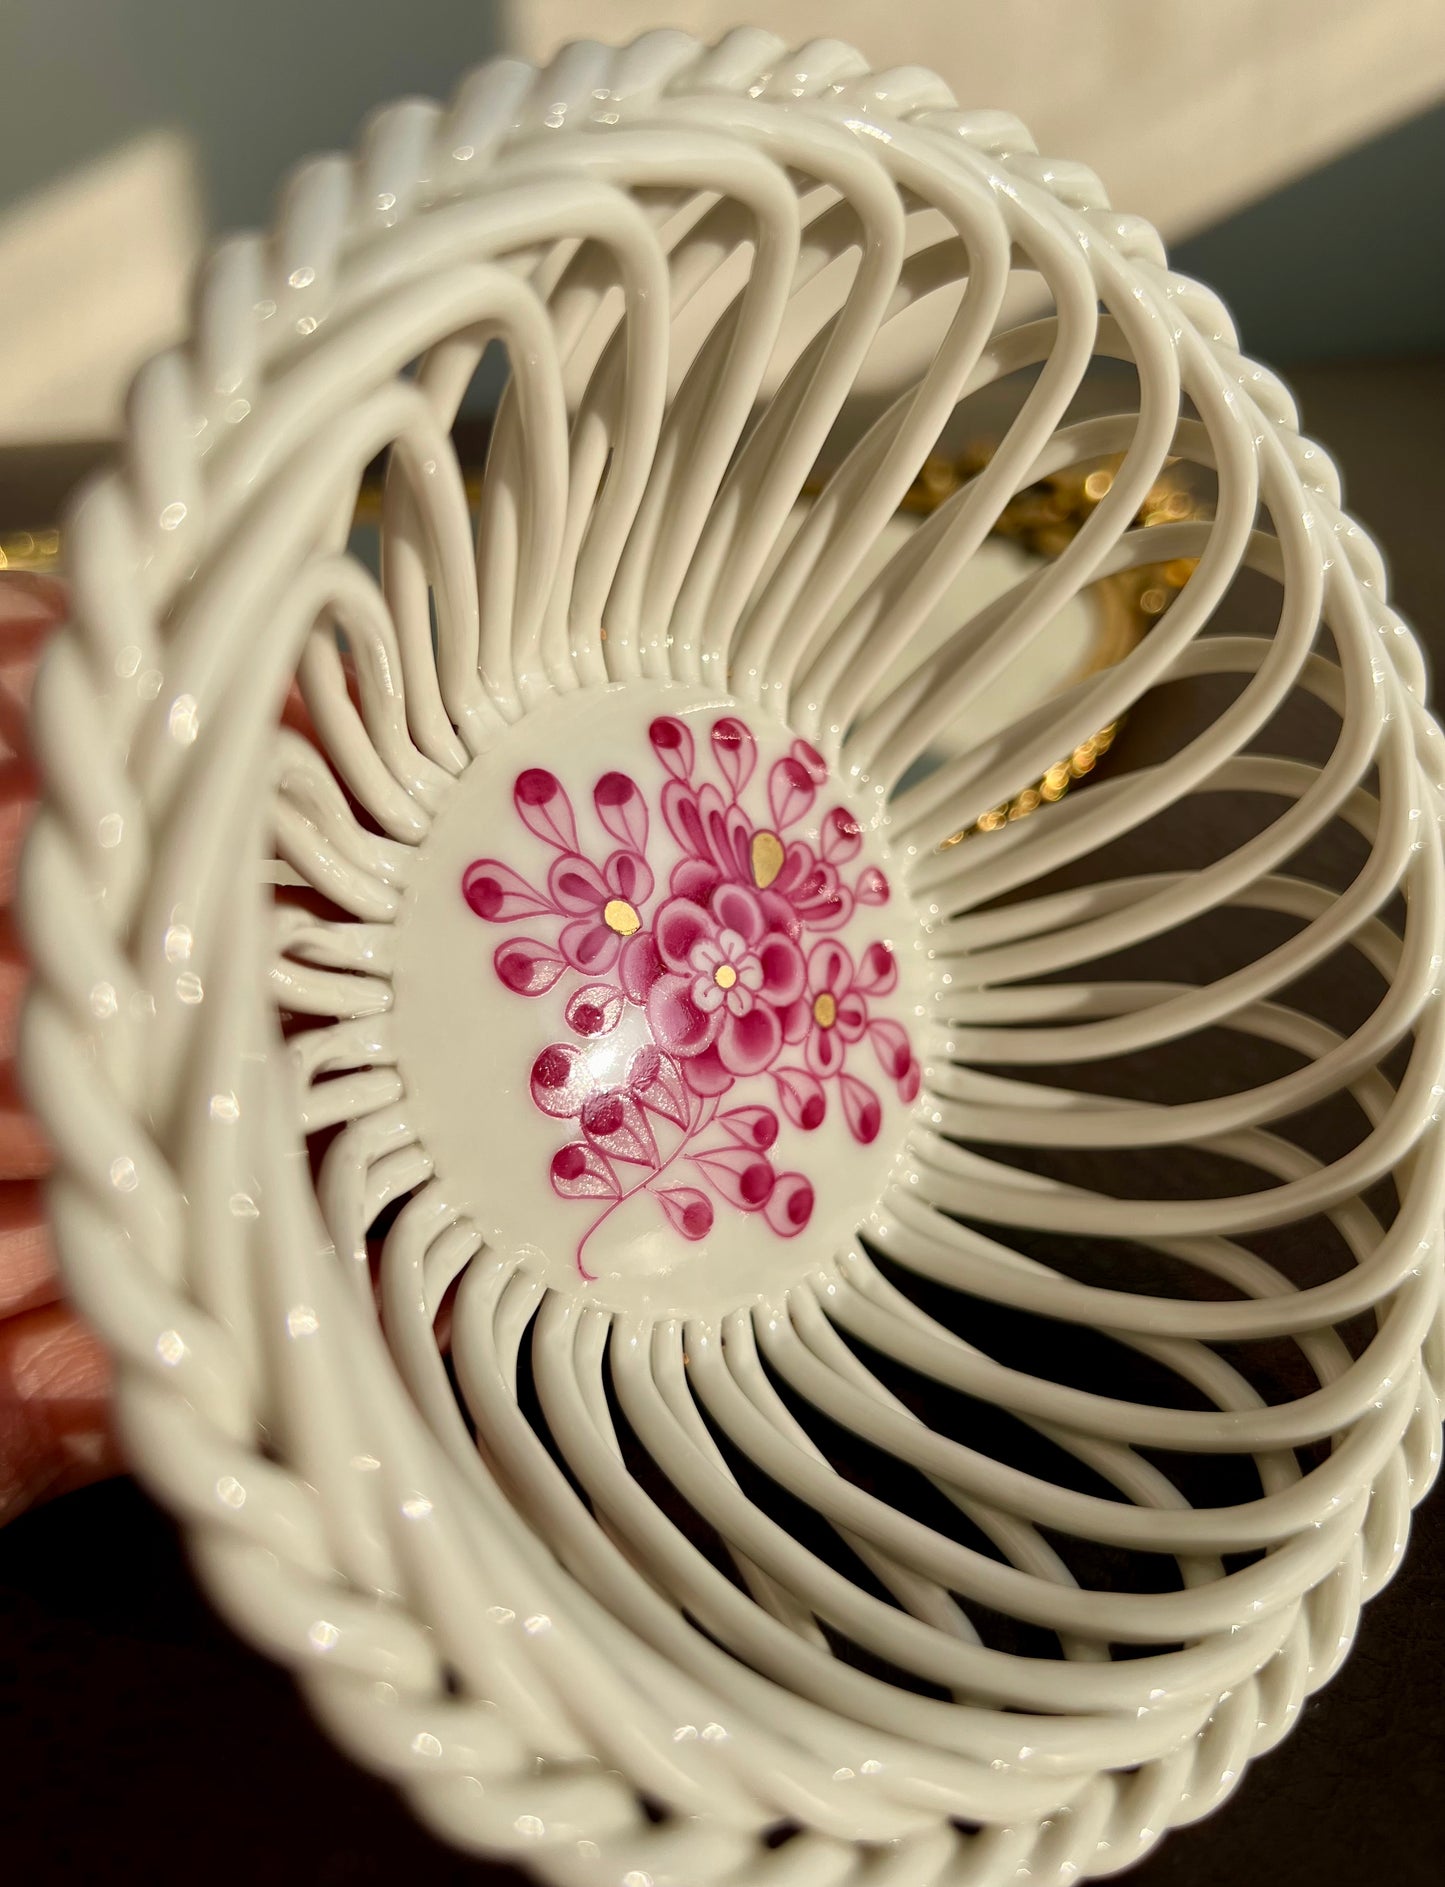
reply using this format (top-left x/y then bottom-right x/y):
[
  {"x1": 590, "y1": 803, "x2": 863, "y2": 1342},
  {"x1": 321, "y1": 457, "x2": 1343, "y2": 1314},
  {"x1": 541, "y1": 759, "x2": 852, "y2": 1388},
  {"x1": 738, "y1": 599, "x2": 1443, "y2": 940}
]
[{"x1": 20, "y1": 30, "x2": 1445, "y2": 1886}]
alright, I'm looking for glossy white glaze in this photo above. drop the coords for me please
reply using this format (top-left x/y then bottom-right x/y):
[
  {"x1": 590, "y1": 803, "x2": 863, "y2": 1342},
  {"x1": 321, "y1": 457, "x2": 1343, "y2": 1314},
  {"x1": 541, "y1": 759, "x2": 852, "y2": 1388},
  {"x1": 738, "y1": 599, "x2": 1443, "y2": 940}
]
[{"x1": 16, "y1": 27, "x2": 1444, "y2": 1887}]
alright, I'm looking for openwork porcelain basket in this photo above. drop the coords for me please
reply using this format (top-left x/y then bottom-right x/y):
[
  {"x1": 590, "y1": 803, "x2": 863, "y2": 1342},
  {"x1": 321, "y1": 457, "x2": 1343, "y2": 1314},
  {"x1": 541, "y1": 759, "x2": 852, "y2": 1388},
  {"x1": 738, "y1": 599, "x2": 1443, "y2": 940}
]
[{"x1": 20, "y1": 30, "x2": 1445, "y2": 1886}]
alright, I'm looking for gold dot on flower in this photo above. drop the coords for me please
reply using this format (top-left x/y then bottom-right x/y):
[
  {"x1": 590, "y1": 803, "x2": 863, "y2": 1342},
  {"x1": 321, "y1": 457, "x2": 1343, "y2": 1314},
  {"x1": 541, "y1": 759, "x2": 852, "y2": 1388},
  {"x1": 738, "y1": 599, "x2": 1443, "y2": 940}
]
[
  {"x1": 714, "y1": 964, "x2": 738, "y2": 989},
  {"x1": 603, "y1": 899, "x2": 641, "y2": 935},
  {"x1": 813, "y1": 992, "x2": 837, "y2": 1029}
]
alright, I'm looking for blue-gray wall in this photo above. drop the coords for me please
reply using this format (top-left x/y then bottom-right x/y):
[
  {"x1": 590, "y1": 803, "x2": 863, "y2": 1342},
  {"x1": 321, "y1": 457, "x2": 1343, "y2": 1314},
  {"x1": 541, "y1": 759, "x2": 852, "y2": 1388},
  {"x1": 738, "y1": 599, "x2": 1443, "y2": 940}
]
[
  {"x1": 1171, "y1": 105, "x2": 1444, "y2": 367},
  {"x1": 4, "y1": 10, "x2": 1440, "y2": 369},
  {"x1": 3, "y1": 0, "x2": 506, "y2": 231}
]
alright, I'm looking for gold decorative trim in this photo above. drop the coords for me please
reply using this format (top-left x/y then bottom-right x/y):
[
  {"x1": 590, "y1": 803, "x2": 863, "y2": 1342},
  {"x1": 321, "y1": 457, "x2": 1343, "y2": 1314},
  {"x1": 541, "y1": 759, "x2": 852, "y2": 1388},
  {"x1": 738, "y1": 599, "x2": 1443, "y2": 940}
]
[
  {"x1": 900, "y1": 447, "x2": 1206, "y2": 843},
  {"x1": 2, "y1": 453, "x2": 1203, "y2": 849}
]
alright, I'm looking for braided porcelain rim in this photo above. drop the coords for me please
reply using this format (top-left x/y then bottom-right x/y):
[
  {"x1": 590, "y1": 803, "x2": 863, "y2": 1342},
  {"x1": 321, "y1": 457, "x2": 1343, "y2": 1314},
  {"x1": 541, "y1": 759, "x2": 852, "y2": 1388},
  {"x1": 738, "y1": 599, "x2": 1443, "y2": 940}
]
[{"x1": 19, "y1": 28, "x2": 1445, "y2": 1886}]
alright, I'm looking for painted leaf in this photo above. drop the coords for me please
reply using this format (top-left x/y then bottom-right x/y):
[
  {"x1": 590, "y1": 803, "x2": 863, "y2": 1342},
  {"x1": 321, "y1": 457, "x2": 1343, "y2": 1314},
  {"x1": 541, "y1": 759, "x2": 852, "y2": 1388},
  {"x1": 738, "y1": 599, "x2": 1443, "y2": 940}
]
[
  {"x1": 819, "y1": 805, "x2": 863, "y2": 864},
  {"x1": 594, "y1": 770, "x2": 649, "y2": 854},
  {"x1": 463, "y1": 858, "x2": 553, "y2": 923},
  {"x1": 773, "y1": 1065, "x2": 826, "y2": 1131},
  {"x1": 791, "y1": 738, "x2": 828, "y2": 785},
  {"x1": 530, "y1": 1042, "x2": 591, "y2": 1119},
  {"x1": 717, "y1": 1103, "x2": 780, "y2": 1151},
  {"x1": 855, "y1": 865, "x2": 889, "y2": 906},
  {"x1": 628, "y1": 1045, "x2": 690, "y2": 1127},
  {"x1": 655, "y1": 1186, "x2": 713, "y2": 1241},
  {"x1": 764, "y1": 1171, "x2": 814, "y2": 1238},
  {"x1": 768, "y1": 756, "x2": 815, "y2": 832},
  {"x1": 580, "y1": 1088, "x2": 658, "y2": 1168},
  {"x1": 649, "y1": 714, "x2": 695, "y2": 780},
  {"x1": 565, "y1": 982, "x2": 624, "y2": 1036},
  {"x1": 494, "y1": 937, "x2": 566, "y2": 997},
  {"x1": 691, "y1": 1144, "x2": 775, "y2": 1212},
  {"x1": 711, "y1": 716, "x2": 757, "y2": 797},
  {"x1": 838, "y1": 1071, "x2": 883, "y2": 1145},
  {"x1": 869, "y1": 1017, "x2": 912, "y2": 1081},
  {"x1": 854, "y1": 939, "x2": 898, "y2": 996},
  {"x1": 514, "y1": 768, "x2": 578, "y2": 852},
  {"x1": 550, "y1": 1141, "x2": 619, "y2": 1201}
]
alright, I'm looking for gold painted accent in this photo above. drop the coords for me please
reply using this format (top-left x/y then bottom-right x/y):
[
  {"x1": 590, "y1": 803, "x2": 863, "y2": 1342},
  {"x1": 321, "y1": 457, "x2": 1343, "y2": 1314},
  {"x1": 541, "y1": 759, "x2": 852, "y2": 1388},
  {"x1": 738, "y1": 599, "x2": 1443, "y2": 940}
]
[
  {"x1": 14, "y1": 446, "x2": 1199, "y2": 850},
  {"x1": 714, "y1": 963, "x2": 738, "y2": 990},
  {"x1": 0, "y1": 527, "x2": 62, "y2": 574},
  {"x1": 812, "y1": 991, "x2": 837, "y2": 1029},
  {"x1": 603, "y1": 898, "x2": 641, "y2": 936},
  {"x1": 899, "y1": 445, "x2": 1206, "y2": 848},
  {"x1": 751, "y1": 829, "x2": 785, "y2": 889}
]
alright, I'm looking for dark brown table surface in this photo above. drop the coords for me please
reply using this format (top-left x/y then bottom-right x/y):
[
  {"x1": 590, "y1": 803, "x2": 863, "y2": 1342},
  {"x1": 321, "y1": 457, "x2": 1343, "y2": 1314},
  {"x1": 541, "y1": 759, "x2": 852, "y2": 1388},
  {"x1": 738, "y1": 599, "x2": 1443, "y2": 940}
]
[{"x1": 2, "y1": 358, "x2": 1442, "y2": 1886}]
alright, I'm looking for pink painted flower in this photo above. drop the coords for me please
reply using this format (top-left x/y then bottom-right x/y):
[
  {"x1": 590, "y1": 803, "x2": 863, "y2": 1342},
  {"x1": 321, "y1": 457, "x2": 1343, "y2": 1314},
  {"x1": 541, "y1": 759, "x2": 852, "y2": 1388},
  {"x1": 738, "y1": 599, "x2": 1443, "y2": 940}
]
[
  {"x1": 545, "y1": 847, "x2": 654, "y2": 975},
  {"x1": 463, "y1": 765, "x2": 654, "y2": 980},
  {"x1": 794, "y1": 939, "x2": 874, "y2": 1078},
  {"x1": 466, "y1": 714, "x2": 914, "y2": 1273},
  {"x1": 647, "y1": 882, "x2": 804, "y2": 1076}
]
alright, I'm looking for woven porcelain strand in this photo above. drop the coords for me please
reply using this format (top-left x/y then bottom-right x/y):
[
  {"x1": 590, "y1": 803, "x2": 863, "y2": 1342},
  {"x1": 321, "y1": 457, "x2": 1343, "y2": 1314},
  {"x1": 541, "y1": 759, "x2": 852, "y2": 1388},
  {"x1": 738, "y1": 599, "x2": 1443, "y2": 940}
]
[{"x1": 19, "y1": 29, "x2": 1445, "y2": 1887}]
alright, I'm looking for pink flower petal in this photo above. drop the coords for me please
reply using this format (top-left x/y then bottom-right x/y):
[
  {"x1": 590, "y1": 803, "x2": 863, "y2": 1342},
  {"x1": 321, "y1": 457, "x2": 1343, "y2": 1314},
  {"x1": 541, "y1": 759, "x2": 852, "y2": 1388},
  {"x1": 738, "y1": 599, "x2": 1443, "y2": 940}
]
[
  {"x1": 805, "y1": 1025, "x2": 845, "y2": 1078},
  {"x1": 764, "y1": 1171, "x2": 814, "y2": 1237},
  {"x1": 594, "y1": 770, "x2": 649, "y2": 853},
  {"x1": 605, "y1": 848, "x2": 654, "y2": 907},
  {"x1": 768, "y1": 756, "x2": 815, "y2": 831},
  {"x1": 514, "y1": 768, "x2": 578, "y2": 852},
  {"x1": 820, "y1": 805, "x2": 863, "y2": 864},
  {"x1": 898, "y1": 1057, "x2": 922, "y2": 1104},
  {"x1": 836, "y1": 991, "x2": 869, "y2": 1043},
  {"x1": 619, "y1": 930, "x2": 663, "y2": 1003},
  {"x1": 710, "y1": 716, "x2": 757, "y2": 798},
  {"x1": 711, "y1": 881, "x2": 766, "y2": 947},
  {"x1": 558, "y1": 916, "x2": 620, "y2": 975},
  {"x1": 855, "y1": 940, "x2": 898, "y2": 996},
  {"x1": 548, "y1": 852, "x2": 610, "y2": 915},
  {"x1": 531, "y1": 1043, "x2": 590, "y2": 1118},
  {"x1": 856, "y1": 865, "x2": 889, "y2": 906},
  {"x1": 704, "y1": 795, "x2": 753, "y2": 883},
  {"x1": 839, "y1": 1072, "x2": 883, "y2": 1145},
  {"x1": 680, "y1": 1044, "x2": 734, "y2": 1097},
  {"x1": 661, "y1": 779, "x2": 709, "y2": 862},
  {"x1": 647, "y1": 971, "x2": 720, "y2": 1057},
  {"x1": 655, "y1": 1186, "x2": 713, "y2": 1241},
  {"x1": 551, "y1": 1141, "x2": 619, "y2": 1201},
  {"x1": 779, "y1": 995, "x2": 812, "y2": 1043},
  {"x1": 718, "y1": 1002, "x2": 780, "y2": 1076},
  {"x1": 493, "y1": 937, "x2": 566, "y2": 997},
  {"x1": 691, "y1": 1144, "x2": 775, "y2": 1212},
  {"x1": 462, "y1": 858, "x2": 553, "y2": 923},
  {"x1": 655, "y1": 897, "x2": 712, "y2": 973},
  {"x1": 649, "y1": 715, "x2": 695, "y2": 780},
  {"x1": 807, "y1": 938, "x2": 853, "y2": 1000},
  {"x1": 717, "y1": 1104, "x2": 779, "y2": 1151},
  {"x1": 565, "y1": 982, "x2": 624, "y2": 1036},
  {"x1": 580, "y1": 1089, "x2": 658, "y2": 1168},
  {"x1": 774, "y1": 1067, "x2": 826, "y2": 1131},
  {"x1": 755, "y1": 931, "x2": 805, "y2": 1006},
  {"x1": 868, "y1": 1017, "x2": 912, "y2": 1080},
  {"x1": 669, "y1": 856, "x2": 722, "y2": 905}
]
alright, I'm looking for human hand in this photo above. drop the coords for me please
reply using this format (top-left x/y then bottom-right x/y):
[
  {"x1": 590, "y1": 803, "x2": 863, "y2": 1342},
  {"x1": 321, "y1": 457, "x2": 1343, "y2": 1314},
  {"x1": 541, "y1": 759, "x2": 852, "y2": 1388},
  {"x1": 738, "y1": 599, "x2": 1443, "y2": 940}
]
[{"x1": 0, "y1": 572, "x2": 119, "y2": 1522}]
